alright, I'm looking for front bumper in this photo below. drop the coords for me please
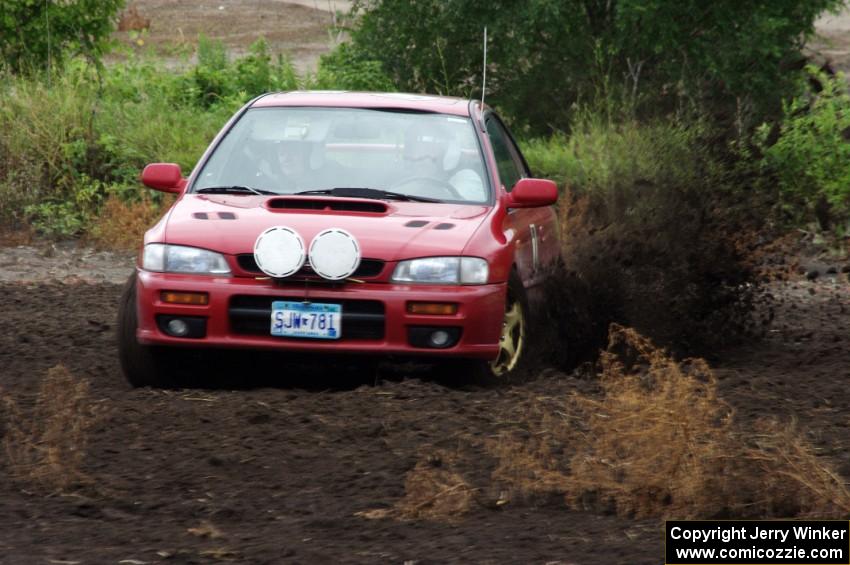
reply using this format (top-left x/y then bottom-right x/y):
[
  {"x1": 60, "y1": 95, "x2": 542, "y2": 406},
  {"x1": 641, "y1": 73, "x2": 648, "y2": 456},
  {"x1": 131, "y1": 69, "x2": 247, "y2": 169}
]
[{"x1": 136, "y1": 270, "x2": 505, "y2": 360}]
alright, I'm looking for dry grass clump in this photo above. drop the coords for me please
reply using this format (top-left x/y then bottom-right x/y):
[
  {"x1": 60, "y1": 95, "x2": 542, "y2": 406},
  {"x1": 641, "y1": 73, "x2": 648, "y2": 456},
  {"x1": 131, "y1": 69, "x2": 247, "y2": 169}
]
[
  {"x1": 566, "y1": 325, "x2": 738, "y2": 517},
  {"x1": 354, "y1": 450, "x2": 476, "y2": 523},
  {"x1": 489, "y1": 325, "x2": 850, "y2": 519},
  {"x1": 395, "y1": 451, "x2": 476, "y2": 522},
  {"x1": 2, "y1": 365, "x2": 101, "y2": 491},
  {"x1": 87, "y1": 194, "x2": 169, "y2": 251},
  {"x1": 743, "y1": 421, "x2": 850, "y2": 518},
  {"x1": 487, "y1": 400, "x2": 572, "y2": 504}
]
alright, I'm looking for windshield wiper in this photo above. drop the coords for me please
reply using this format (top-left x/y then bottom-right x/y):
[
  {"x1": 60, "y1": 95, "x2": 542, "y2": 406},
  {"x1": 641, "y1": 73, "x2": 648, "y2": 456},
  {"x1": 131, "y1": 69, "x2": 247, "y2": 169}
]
[
  {"x1": 294, "y1": 187, "x2": 441, "y2": 203},
  {"x1": 196, "y1": 185, "x2": 277, "y2": 195}
]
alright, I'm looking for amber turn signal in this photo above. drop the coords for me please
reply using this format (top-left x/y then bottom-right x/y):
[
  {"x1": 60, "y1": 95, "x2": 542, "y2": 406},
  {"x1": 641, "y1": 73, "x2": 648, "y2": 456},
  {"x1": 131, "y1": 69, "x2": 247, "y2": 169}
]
[
  {"x1": 161, "y1": 291, "x2": 209, "y2": 305},
  {"x1": 407, "y1": 302, "x2": 458, "y2": 315}
]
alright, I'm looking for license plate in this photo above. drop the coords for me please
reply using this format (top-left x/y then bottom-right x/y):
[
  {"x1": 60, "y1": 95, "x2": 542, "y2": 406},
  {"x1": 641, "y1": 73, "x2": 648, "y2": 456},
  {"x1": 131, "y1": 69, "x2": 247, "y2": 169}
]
[{"x1": 270, "y1": 301, "x2": 342, "y2": 339}]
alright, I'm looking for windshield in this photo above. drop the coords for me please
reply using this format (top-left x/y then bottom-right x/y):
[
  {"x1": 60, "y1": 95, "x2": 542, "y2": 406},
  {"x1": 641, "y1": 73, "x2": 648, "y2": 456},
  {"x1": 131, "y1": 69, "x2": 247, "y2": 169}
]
[{"x1": 193, "y1": 107, "x2": 490, "y2": 204}]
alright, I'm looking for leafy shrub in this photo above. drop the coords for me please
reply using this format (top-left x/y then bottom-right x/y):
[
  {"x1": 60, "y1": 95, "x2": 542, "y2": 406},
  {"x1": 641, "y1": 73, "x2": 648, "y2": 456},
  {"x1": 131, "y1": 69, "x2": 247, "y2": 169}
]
[
  {"x1": 193, "y1": 36, "x2": 299, "y2": 107},
  {"x1": 24, "y1": 176, "x2": 118, "y2": 237},
  {"x1": 756, "y1": 67, "x2": 850, "y2": 228},
  {"x1": 311, "y1": 43, "x2": 395, "y2": 92}
]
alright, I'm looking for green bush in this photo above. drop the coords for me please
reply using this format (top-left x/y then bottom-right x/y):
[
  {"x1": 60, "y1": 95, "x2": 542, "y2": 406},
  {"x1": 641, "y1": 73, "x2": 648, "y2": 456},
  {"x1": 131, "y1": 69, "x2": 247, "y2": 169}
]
[
  {"x1": 193, "y1": 36, "x2": 299, "y2": 107},
  {"x1": 756, "y1": 67, "x2": 850, "y2": 228},
  {"x1": 346, "y1": 0, "x2": 842, "y2": 132},
  {"x1": 311, "y1": 43, "x2": 395, "y2": 92}
]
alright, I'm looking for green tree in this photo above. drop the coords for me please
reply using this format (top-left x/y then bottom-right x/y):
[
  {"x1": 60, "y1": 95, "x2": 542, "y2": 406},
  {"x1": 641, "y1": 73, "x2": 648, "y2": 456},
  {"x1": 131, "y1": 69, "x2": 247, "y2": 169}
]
[
  {"x1": 0, "y1": 0, "x2": 125, "y2": 73},
  {"x1": 347, "y1": 0, "x2": 842, "y2": 132}
]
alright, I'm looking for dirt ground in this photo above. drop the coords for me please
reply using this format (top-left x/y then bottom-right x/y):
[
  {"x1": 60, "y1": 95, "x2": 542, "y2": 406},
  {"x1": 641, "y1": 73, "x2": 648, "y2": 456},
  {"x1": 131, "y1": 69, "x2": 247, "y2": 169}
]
[
  {"x1": 811, "y1": 6, "x2": 850, "y2": 74},
  {"x1": 112, "y1": 0, "x2": 352, "y2": 72},
  {"x1": 0, "y1": 275, "x2": 659, "y2": 564},
  {"x1": 0, "y1": 243, "x2": 849, "y2": 564}
]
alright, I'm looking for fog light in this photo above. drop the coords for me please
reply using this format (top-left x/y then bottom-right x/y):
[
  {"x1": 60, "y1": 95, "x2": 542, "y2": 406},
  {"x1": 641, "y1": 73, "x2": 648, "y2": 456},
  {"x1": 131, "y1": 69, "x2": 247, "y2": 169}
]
[
  {"x1": 408, "y1": 326, "x2": 461, "y2": 349},
  {"x1": 430, "y1": 330, "x2": 451, "y2": 347},
  {"x1": 166, "y1": 318, "x2": 189, "y2": 337}
]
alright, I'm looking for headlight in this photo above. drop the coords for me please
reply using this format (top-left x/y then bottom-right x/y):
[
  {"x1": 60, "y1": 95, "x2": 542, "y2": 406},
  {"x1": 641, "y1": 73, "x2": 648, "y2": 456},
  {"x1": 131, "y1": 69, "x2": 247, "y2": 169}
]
[
  {"x1": 391, "y1": 257, "x2": 488, "y2": 285},
  {"x1": 142, "y1": 244, "x2": 231, "y2": 275}
]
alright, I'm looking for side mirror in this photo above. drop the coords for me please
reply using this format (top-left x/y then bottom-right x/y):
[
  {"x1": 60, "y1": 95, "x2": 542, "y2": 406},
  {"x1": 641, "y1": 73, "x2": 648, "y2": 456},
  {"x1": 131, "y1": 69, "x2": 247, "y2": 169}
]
[
  {"x1": 507, "y1": 178, "x2": 558, "y2": 208},
  {"x1": 141, "y1": 163, "x2": 186, "y2": 193}
]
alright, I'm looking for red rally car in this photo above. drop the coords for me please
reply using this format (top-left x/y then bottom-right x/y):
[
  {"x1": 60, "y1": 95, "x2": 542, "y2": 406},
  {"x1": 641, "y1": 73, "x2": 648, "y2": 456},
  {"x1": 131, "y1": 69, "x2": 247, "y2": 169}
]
[{"x1": 118, "y1": 91, "x2": 561, "y2": 386}]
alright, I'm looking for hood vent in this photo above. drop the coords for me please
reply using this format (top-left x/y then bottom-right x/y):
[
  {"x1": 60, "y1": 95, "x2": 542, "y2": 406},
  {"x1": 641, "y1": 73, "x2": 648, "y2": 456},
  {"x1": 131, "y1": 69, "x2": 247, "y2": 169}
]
[
  {"x1": 266, "y1": 197, "x2": 387, "y2": 214},
  {"x1": 192, "y1": 211, "x2": 238, "y2": 220}
]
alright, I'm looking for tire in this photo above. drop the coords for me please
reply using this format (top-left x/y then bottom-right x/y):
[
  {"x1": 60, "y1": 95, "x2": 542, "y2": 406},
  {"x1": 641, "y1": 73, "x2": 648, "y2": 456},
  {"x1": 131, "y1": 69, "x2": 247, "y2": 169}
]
[
  {"x1": 443, "y1": 270, "x2": 531, "y2": 384},
  {"x1": 117, "y1": 272, "x2": 179, "y2": 388}
]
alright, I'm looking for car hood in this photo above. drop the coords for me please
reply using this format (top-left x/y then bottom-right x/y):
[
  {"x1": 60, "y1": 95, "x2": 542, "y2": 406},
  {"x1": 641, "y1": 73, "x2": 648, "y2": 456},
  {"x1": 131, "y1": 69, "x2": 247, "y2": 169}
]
[{"x1": 162, "y1": 194, "x2": 491, "y2": 261}]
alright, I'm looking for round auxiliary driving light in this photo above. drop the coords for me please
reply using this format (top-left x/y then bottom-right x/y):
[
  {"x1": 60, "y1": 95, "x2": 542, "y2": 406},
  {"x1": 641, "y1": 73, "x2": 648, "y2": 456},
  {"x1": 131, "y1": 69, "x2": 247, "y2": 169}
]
[
  {"x1": 429, "y1": 330, "x2": 451, "y2": 347},
  {"x1": 166, "y1": 318, "x2": 189, "y2": 337},
  {"x1": 253, "y1": 226, "x2": 306, "y2": 278},
  {"x1": 308, "y1": 228, "x2": 361, "y2": 280}
]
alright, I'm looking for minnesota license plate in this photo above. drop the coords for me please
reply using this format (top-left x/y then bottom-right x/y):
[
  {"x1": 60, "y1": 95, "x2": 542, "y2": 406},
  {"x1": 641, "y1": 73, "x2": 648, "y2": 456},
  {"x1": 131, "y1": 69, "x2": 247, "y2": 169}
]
[{"x1": 270, "y1": 301, "x2": 342, "y2": 339}]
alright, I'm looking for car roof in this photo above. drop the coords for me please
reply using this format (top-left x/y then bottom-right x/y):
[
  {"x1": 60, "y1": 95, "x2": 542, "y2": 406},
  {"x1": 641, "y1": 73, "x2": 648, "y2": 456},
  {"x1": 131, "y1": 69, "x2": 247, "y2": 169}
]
[{"x1": 251, "y1": 91, "x2": 474, "y2": 117}]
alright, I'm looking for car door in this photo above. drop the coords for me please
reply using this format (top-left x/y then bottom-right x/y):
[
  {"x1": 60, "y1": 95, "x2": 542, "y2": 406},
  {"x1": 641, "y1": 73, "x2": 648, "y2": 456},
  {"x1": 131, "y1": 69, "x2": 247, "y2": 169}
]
[{"x1": 484, "y1": 113, "x2": 559, "y2": 290}]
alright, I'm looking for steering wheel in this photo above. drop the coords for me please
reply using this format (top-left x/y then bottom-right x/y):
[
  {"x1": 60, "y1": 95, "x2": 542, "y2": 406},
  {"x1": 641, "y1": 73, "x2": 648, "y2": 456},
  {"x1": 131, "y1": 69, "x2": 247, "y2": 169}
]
[{"x1": 389, "y1": 176, "x2": 463, "y2": 200}]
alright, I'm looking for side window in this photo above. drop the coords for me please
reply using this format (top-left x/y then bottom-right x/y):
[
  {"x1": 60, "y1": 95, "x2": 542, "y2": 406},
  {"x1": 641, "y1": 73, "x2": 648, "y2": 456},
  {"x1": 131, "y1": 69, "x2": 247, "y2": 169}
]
[{"x1": 485, "y1": 115, "x2": 525, "y2": 191}]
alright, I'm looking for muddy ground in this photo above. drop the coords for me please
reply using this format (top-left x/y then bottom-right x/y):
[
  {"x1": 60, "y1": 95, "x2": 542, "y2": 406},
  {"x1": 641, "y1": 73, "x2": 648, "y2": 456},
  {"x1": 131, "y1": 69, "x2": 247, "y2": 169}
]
[{"x1": 0, "y1": 244, "x2": 849, "y2": 564}]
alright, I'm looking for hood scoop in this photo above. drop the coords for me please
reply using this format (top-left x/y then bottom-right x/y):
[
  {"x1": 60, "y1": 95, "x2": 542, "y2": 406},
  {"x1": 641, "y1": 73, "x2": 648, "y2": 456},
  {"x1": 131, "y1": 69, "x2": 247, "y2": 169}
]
[{"x1": 266, "y1": 197, "x2": 387, "y2": 214}]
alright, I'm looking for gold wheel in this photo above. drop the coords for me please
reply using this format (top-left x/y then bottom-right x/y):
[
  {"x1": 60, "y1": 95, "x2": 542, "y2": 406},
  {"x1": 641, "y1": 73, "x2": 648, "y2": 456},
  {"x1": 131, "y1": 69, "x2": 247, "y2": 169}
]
[{"x1": 489, "y1": 289, "x2": 525, "y2": 377}]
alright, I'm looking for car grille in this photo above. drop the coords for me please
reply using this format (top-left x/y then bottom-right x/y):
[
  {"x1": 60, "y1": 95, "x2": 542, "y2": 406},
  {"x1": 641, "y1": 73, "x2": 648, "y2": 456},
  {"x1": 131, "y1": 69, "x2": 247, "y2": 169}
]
[
  {"x1": 228, "y1": 295, "x2": 385, "y2": 340},
  {"x1": 235, "y1": 255, "x2": 385, "y2": 279}
]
